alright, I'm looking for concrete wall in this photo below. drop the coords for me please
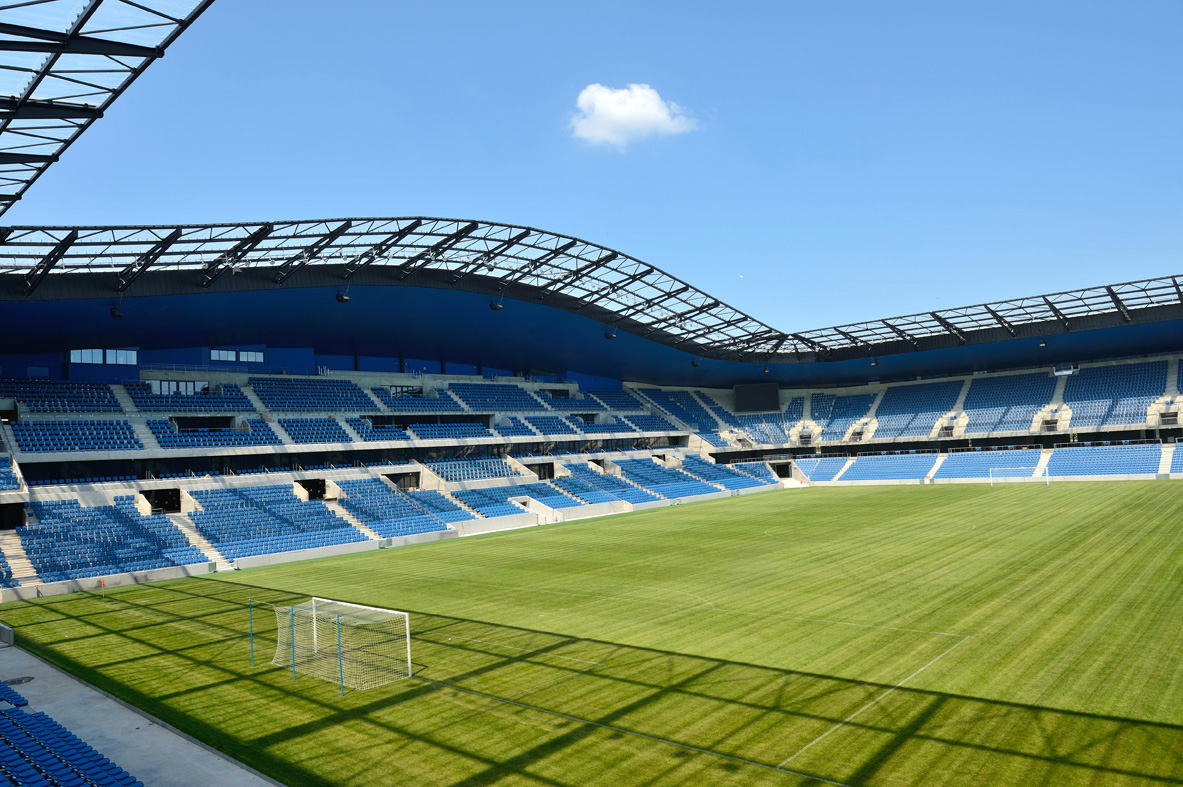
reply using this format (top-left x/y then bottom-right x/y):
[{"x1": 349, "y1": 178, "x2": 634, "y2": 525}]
[{"x1": 0, "y1": 562, "x2": 216, "y2": 604}]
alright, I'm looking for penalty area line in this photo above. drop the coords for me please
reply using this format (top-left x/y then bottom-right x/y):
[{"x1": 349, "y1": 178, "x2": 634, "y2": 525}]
[
  {"x1": 777, "y1": 634, "x2": 972, "y2": 768},
  {"x1": 418, "y1": 676, "x2": 854, "y2": 787}
]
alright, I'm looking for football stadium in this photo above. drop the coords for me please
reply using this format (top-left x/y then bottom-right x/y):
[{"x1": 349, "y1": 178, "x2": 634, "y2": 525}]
[{"x1": 0, "y1": 2, "x2": 1178, "y2": 786}]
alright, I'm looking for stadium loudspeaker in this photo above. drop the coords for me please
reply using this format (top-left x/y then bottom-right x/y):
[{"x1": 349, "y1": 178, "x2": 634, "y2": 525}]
[
  {"x1": 871, "y1": 358, "x2": 879, "y2": 367},
  {"x1": 763, "y1": 365, "x2": 770, "y2": 374},
  {"x1": 604, "y1": 329, "x2": 617, "y2": 340},
  {"x1": 336, "y1": 292, "x2": 350, "y2": 303},
  {"x1": 1039, "y1": 339, "x2": 1047, "y2": 347},
  {"x1": 489, "y1": 300, "x2": 503, "y2": 311},
  {"x1": 109, "y1": 306, "x2": 123, "y2": 319},
  {"x1": 691, "y1": 358, "x2": 700, "y2": 367}
]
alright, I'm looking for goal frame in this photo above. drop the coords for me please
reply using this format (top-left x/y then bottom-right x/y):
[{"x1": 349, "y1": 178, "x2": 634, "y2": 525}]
[
  {"x1": 257, "y1": 596, "x2": 412, "y2": 693},
  {"x1": 988, "y1": 466, "x2": 1050, "y2": 486},
  {"x1": 310, "y1": 597, "x2": 412, "y2": 680}
]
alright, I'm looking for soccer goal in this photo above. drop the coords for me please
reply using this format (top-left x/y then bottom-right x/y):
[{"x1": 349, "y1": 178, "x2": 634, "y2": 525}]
[
  {"x1": 269, "y1": 598, "x2": 411, "y2": 691},
  {"x1": 989, "y1": 466, "x2": 1050, "y2": 486}
]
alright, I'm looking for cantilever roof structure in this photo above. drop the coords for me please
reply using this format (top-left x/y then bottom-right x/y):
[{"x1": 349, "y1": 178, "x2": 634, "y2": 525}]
[
  {"x1": 0, "y1": 0, "x2": 213, "y2": 218},
  {"x1": 0, "y1": 216, "x2": 1180, "y2": 365}
]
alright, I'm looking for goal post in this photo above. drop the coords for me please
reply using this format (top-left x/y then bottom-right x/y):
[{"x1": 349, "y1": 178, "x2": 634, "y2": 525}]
[
  {"x1": 989, "y1": 466, "x2": 1050, "y2": 486},
  {"x1": 270, "y1": 597, "x2": 411, "y2": 691}
]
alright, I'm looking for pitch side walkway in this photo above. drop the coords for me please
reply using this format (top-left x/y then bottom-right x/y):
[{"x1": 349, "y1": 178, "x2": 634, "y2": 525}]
[{"x1": 0, "y1": 645, "x2": 279, "y2": 787}]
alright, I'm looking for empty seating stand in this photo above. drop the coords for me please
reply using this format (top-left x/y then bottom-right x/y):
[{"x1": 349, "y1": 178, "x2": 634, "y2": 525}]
[
  {"x1": 577, "y1": 418, "x2": 637, "y2": 434},
  {"x1": 872, "y1": 381, "x2": 964, "y2": 440},
  {"x1": 452, "y1": 488, "x2": 529, "y2": 518},
  {"x1": 249, "y1": 376, "x2": 378, "y2": 411},
  {"x1": 278, "y1": 417, "x2": 351, "y2": 444},
  {"x1": 409, "y1": 423, "x2": 494, "y2": 440},
  {"x1": 812, "y1": 394, "x2": 876, "y2": 442},
  {"x1": 0, "y1": 379, "x2": 121, "y2": 412},
  {"x1": 0, "y1": 457, "x2": 20, "y2": 491},
  {"x1": 934, "y1": 449, "x2": 1044, "y2": 479},
  {"x1": 426, "y1": 458, "x2": 521, "y2": 482},
  {"x1": 448, "y1": 383, "x2": 546, "y2": 411},
  {"x1": 564, "y1": 464, "x2": 661, "y2": 504},
  {"x1": 1063, "y1": 362, "x2": 1167, "y2": 429},
  {"x1": 792, "y1": 457, "x2": 848, "y2": 481},
  {"x1": 494, "y1": 417, "x2": 536, "y2": 438},
  {"x1": 840, "y1": 453, "x2": 939, "y2": 481},
  {"x1": 637, "y1": 389, "x2": 718, "y2": 431},
  {"x1": 148, "y1": 418, "x2": 281, "y2": 449},
  {"x1": 22, "y1": 496, "x2": 205, "y2": 582},
  {"x1": 731, "y1": 462, "x2": 779, "y2": 484},
  {"x1": 589, "y1": 390, "x2": 646, "y2": 411},
  {"x1": 189, "y1": 485, "x2": 365, "y2": 561},
  {"x1": 1046, "y1": 444, "x2": 1161, "y2": 476},
  {"x1": 551, "y1": 474, "x2": 619, "y2": 504},
  {"x1": 961, "y1": 373, "x2": 1056, "y2": 435},
  {"x1": 525, "y1": 416, "x2": 580, "y2": 436},
  {"x1": 372, "y1": 387, "x2": 463, "y2": 411},
  {"x1": 680, "y1": 456, "x2": 769, "y2": 489},
  {"x1": 403, "y1": 490, "x2": 473, "y2": 522},
  {"x1": 0, "y1": 696, "x2": 143, "y2": 787},
  {"x1": 336, "y1": 478, "x2": 449, "y2": 538},
  {"x1": 615, "y1": 459, "x2": 719, "y2": 499},
  {"x1": 538, "y1": 392, "x2": 605, "y2": 411},
  {"x1": 345, "y1": 418, "x2": 410, "y2": 441},
  {"x1": 12, "y1": 420, "x2": 142, "y2": 453},
  {"x1": 124, "y1": 381, "x2": 254, "y2": 412},
  {"x1": 624, "y1": 414, "x2": 678, "y2": 432}
]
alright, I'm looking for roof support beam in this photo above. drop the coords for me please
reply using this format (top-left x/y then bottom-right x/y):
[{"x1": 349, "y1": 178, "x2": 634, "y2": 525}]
[
  {"x1": 1106, "y1": 286, "x2": 1132, "y2": 322},
  {"x1": 575, "y1": 265, "x2": 655, "y2": 310},
  {"x1": 117, "y1": 228, "x2": 182, "y2": 292},
  {"x1": 343, "y1": 220, "x2": 422, "y2": 280},
  {"x1": 450, "y1": 229, "x2": 530, "y2": 283},
  {"x1": 617, "y1": 286, "x2": 694, "y2": 323},
  {"x1": 930, "y1": 312, "x2": 967, "y2": 343},
  {"x1": 834, "y1": 327, "x2": 870, "y2": 349},
  {"x1": 790, "y1": 333, "x2": 828, "y2": 352},
  {"x1": 396, "y1": 222, "x2": 479, "y2": 279},
  {"x1": 1042, "y1": 296, "x2": 1071, "y2": 331},
  {"x1": 274, "y1": 220, "x2": 353, "y2": 284},
  {"x1": 984, "y1": 305, "x2": 1016, "y2": 336},
  {"x1": 23, "y1": 230, "x2": 76, "y2": 296},
  {"x1": 1173, "y1": 277, "x2": 1183, "y2": 305},
  {"x1": 0, "y1": 96, "x2": 101, "y2": 119},
  {"x1": 202, "y1": 224, "x2": 273, "y2": 288},
  {"x1": 497, "y1": 239, "x2": 578, "y2": 291},
  {"x1": 0, "y1": 23, "x2": 161, "y2": 58},
  {"x1": 0, "y1": 151, "x2": 57, "y2": 164},
  {"x1": 537, "y1": 251, "x2": 617, "y2": 298},
  {"x1": 883, "y1": 321, "x2": 919, "y2": 347}
]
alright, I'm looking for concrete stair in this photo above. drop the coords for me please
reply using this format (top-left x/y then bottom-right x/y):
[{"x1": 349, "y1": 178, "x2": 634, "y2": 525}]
[
  {"x1": 128, "y1": 419, "x2": 161, "y2": 450},
  {"x1": 1158, "y1": 444, "x2": 1175, "y2": 475},
  {"x1": 338, "y1": 416, "x2": 366, "y2": 441},
  {"x1": 830, "y1": 456, "x2": 857, "y2": 481},
  {"x1": 925, "y1": 454, "x2": 947, "y2": 480},
  {"x1": 110, "y1": 384, "x2": 138, "y2": 413},
  {"x1": 322, "y1": 500, "x2": 383, "y2": 540},
  {"x1": 239, "y1": 386, "x2": 269, "y2": 413},
  {"x1": 1034, "y1": 450, "x2": 1053, "y2": 477},
  {"x1": 167, "y1": 513, "x2": 231, "y2": 570},
  {"x1": 0, "y1": 531, "x2": 37, "y2": 585}
]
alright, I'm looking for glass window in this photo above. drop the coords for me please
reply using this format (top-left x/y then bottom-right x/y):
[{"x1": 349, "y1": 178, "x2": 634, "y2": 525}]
[
  {"x1": 240, "y1": 351, "x2": 264, "y2": 363},
  {"x1": 73, "y1": 349, "x2": 103, "y2": 364},
  {"x1": 211, "y1": 349, "x2": 236, "y2": 362}
]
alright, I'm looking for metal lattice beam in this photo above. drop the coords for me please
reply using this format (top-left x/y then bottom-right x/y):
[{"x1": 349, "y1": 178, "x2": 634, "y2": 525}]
[
  {"x1": 202, "y1": 224, "x2": 273, "y2": 287},
  {"x1": 118, "y1": 228, "x2": 181, "y2": 291},
  {"x1": 274, "y1": 220, "x2": 352, "y2": 284},
  {"x1": 23, "y1": 230, "x2": 76, "y2": 295}
]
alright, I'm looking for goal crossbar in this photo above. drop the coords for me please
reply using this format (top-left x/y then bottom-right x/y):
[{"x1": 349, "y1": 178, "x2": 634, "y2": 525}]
[{"x1": 988, "y1": 466, "x2": 1050, "y2": 486}]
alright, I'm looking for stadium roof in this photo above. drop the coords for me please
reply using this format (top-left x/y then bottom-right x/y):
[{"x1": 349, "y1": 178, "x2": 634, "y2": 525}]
[
  {"x1": 1, "y1": 215, "x2": 1181, "y2": 366},
  {"x1": 0, "y1": 0, "x2": 213, "y2": 218}
]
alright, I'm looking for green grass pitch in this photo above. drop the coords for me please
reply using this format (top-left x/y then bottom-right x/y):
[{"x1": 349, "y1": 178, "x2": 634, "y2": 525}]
[{"x1": 2, "y1": 482, "x2": 1182, "y2": 786}]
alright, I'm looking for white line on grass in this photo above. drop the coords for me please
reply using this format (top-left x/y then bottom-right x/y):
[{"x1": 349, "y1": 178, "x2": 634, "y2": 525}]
[
  {"x1": 420, "y1": 675, "x2": 855, "y2": 787},
  {"x1": 777, "y1": 635, "x2": 972, "y2": 768}
]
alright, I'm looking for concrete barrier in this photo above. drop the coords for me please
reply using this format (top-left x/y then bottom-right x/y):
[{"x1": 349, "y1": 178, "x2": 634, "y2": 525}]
[
  {"x1": 453, "y1": 512, "x2": 540, "y2": 536},
  {"x1": 0, "y1": 562, "x2": 216, "y2": 604}
]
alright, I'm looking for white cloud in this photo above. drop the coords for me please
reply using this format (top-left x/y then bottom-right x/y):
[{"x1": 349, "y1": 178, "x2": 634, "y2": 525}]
[{"x1": 570, "y1": 83, "x2": 697, "y2": 148}]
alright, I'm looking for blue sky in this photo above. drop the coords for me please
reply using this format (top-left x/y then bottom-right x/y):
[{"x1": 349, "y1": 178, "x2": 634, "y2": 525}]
[{"x1": 13, "y1": 1, "x2": 1182, "y2": 332}]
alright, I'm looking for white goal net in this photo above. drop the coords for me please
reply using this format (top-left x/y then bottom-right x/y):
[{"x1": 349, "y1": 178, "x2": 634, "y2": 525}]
[
  {"x1": 272, "y1": 598, "x2": 411, "y2": 690},
  {"x1": 989, "y1": 466, "x2": 1050, "y2": 486}
]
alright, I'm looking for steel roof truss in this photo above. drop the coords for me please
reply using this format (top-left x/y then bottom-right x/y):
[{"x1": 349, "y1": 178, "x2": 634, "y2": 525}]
[
  {"x1": 117, "y1": 228, "x2": 181, "y2": 292},
  {"x1": 1105, "y1": 286, "x2": 1132, "y2": 322},
  {"x1": 202, "y1": 223, "x2": 273, "y2": 288},
  {"x1": 396, "y1": 221, "x2": 479, "y2": 279},
  {"x1": 23, "y1": 230, "x2": 77, "y2": 296},
  {"x1": 274, "y1": 220, "x2": 353, "y2": 284},
  {"x1": 497, "y1": 239, "x2": 578, "y2": 291},
  {"x1": 1042, "y1": 296, "x2": 1071, "y2": 331},
  {"x1": 343, "y1": 220, "x2": 422, "y2": 280},
  {"x1": 930, "y1": 312, "x2": 967, "y2": 343},
  {"x1": 450, "y1": 229, "x2": 530, "y2": 283}
]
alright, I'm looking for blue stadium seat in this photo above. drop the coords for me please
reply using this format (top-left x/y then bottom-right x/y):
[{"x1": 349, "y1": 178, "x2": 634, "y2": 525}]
[
  {"x1": 11, "y1": 420, "x2": 143, "y2": 453},
  {"x1": 840, "y1": 453, "x2": 938, "y2": 481},
  {"x1": 249, "y1": 376, "x2": 378, "y2": 411},
  {"x1": 961, "y1": 373, "x2": 1056, "y2": 434}
]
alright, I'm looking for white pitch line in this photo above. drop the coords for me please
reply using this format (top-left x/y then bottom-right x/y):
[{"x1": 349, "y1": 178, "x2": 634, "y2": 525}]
[{"x1": 777, "y1": 635, "x2": 971, "y2": 768}]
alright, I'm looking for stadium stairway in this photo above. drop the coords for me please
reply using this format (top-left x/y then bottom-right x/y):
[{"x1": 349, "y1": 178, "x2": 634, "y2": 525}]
[
  {"x1": 1158, "y1": 444, "x2": 1175, "y2": 474},
  {"x1": 321, "y1": 499, "x2": 385, "y2": 540},
  {"x1": 109, "y1": 384, "x2": 138, "y2": 413},
  {"x1": 239, "y1": 385, "x2": 270, "y2": 413},
  {"x1": 127, "y1": 419, "x2": 162, "y2": 450},
  {"x1": 1034, "y1": 449, "x2": 1053, "y2": 476},
  {"x1": 0, "y1": 531, "x2": 35, "y2": 584},
  {"x1": 338, "y1": 416, "x2": 366, "y2": 442},
  {"x1": 925, "y1": 453, "x2": 948, "y2": 479},
  {"x1": 167, "y1": 512, "x2": 231, "y2": 570},
  {"x1": 830, "y1": 456, "x2": 857, "y2": 481}
]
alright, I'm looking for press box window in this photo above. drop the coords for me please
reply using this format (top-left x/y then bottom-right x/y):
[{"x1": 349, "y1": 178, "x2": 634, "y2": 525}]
[{"x1": 211, "y1": 350, "x2": 236, "y2": 362}]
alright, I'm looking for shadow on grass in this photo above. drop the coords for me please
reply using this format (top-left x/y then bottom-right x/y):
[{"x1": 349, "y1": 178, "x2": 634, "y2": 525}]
[{"x1": 0, "y1": 577, "x2": 1179, "y2": 787}]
